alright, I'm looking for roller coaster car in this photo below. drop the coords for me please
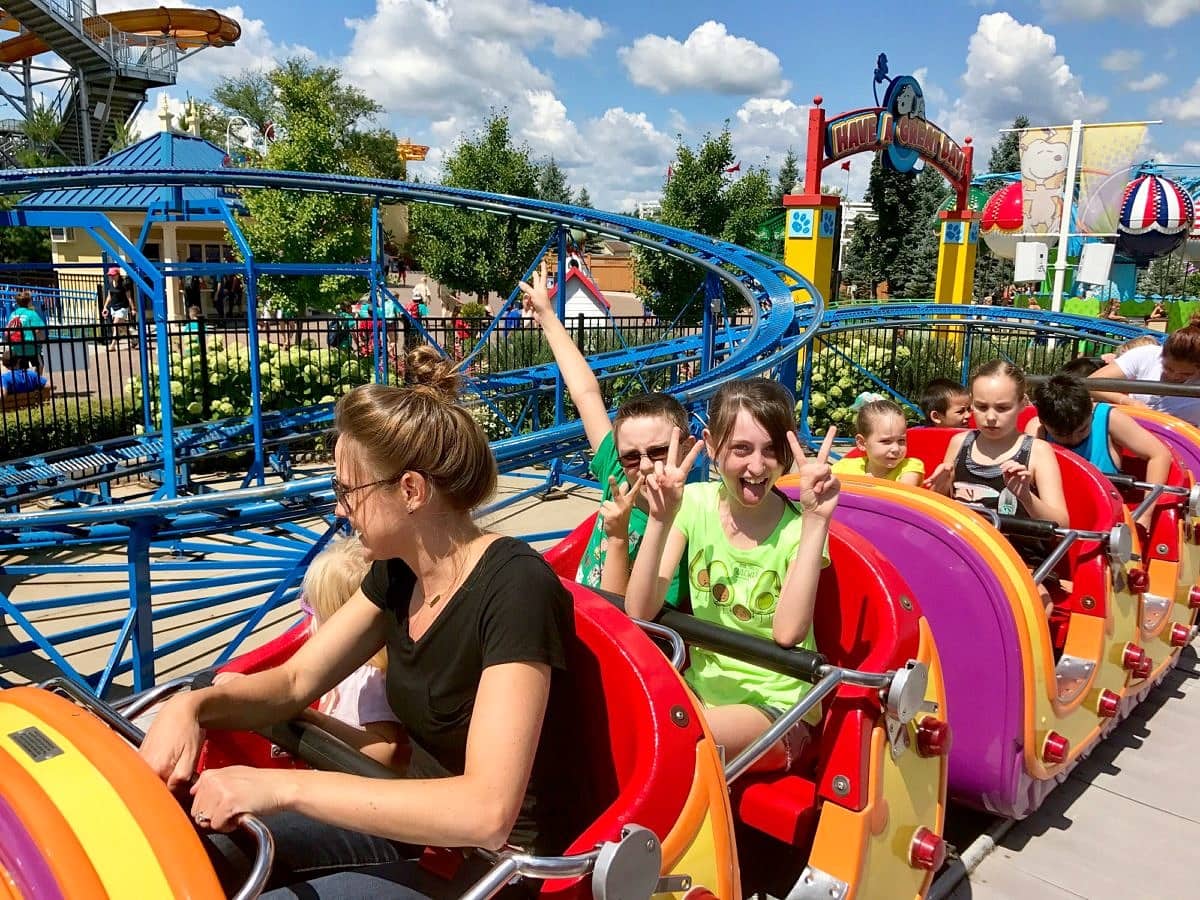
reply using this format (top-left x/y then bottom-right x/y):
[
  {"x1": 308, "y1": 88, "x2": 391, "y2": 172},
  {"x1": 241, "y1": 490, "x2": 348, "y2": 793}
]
[
  {"x1": 1107, "y1": 447, "x2": 1200, "y2": 695},
  {"x1": 547, "y1": 514, "x2": 948, "y2": 900},
  {"x1": 199, "y1": 581, "x2": 742, "y2": 899},
  {"x1": 829, "y1": 426, "x2": 1140, "y2": 817}
]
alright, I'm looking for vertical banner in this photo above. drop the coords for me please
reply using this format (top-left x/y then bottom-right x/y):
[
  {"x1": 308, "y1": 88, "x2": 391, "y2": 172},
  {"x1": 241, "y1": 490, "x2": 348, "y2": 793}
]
[
  {"x1": 1076, "y1": 124, "x2": 1147, "y2": 235},
  {"x1": 1019, "y1": 127, "x2": 1074, "y2": 237}
]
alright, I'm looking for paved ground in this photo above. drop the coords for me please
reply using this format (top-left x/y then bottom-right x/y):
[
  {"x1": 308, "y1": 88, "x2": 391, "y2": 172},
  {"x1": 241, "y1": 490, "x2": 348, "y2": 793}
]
[{"x1": 945, "y1": 645, "x2": 1200, "y2": 899}]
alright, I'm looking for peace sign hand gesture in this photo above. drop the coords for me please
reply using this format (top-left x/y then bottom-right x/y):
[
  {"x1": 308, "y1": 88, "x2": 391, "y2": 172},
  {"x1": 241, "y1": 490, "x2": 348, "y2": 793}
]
[
  {"x1": 599, "y1": 474, "x2": 644, "y2": 540},
  {"x1": 517, "y1": 262, "x2": 554, "y2": 320},
  {"x1": 787, "y1": 426, "x2": 840, "y2": 520},
  {"x1": 643, "y1": 427, "x2": 706, "y2": 524}
]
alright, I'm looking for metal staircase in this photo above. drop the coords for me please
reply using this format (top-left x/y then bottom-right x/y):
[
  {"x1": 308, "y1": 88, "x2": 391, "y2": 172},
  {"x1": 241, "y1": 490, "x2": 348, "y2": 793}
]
[{"x1": 0, "y1": 0, "x2": 177, "y2": 163}]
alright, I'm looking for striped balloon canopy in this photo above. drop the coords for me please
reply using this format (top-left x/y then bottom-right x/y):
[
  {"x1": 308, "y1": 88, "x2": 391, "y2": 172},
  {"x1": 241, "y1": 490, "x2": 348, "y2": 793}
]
[{"x1": 1117, "y1": 174, "x2": 1195, "y2": 264}]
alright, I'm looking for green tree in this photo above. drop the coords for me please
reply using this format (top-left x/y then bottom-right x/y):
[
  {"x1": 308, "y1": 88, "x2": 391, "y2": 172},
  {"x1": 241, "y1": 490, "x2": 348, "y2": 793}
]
[
  {"x1": 574, "y1": 186, "x2": 593, "y2": 208},
  {"x1": 863, "y1": 152, "x2": 919, "y2": 297},
  {"x1": 771, "y1": 148, "x2": 799, "y2": 206},
  {"x1": 110, "y1": 118, "x2": 141, "y2": 153},
  {"x1": 896, "y1": 167, "x2": 951, "y2": 298},
  {"x1": 0, "y1": 196, "x2": 50, "y2": 263},
  {"x1": 536, "y1": 157, "x2": 573, "y2": 204},
  {"x1": 408, "y1": 114, "x2": 547, "y2": 302},
  {"x1": 633, "y1": 128, "x2": 773, "y2": 321},
  {"x1": 841, "y1": 215, "x2": 879, "y2": 297},
  {"x1": 223, "y1": 59, "x2": 399, "y2": 314}
]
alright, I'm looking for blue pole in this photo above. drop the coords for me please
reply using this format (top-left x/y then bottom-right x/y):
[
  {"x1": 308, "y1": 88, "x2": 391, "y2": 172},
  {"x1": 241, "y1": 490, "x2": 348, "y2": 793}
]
[
  {"x1": 127, "y1": 522, "x2": 155, "y2": 690},
  {"x1": 702, "y1": 272, "x2": 720, "y2": 375},
  {"x1": 370, "y1": 200, "x2": 384, "y2": 383},
  {"x1": 85, "y1": 221, "x2": 174, "y2": 495},
  {"x1": 549, "y1": 226, "x2": 569, "y2": 489},
  {"x1": 222, "y1": 207, "x2": 266, "y2": 486}
]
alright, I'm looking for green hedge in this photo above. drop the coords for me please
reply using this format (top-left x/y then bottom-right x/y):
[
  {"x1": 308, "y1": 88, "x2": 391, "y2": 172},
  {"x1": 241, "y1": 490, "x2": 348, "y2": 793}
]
[
  {"x1": 129, "y1": 337, "x2": 378, "y2": 427},
  {"x1": 1, "y1": 399, "x2": 141, "y2": 460}
]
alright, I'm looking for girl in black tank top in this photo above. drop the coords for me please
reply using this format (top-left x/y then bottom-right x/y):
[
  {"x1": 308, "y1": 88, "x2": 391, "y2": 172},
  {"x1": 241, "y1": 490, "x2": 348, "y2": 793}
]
[
  {"x1": 925, "y1": 361, "x2": 1069, "y2": 530},
  {"x1": 952, "y1": 431, "x2": 1036, "y2": 518}
]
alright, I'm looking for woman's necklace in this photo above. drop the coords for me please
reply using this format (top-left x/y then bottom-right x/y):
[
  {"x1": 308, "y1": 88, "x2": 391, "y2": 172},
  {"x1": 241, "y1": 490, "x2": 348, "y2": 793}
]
[{"x1": 421, "y1": 541, "x2": 473, "y2": 608}]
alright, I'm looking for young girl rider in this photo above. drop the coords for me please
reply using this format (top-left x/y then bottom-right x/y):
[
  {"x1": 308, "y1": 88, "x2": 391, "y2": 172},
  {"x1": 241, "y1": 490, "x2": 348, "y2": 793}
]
[
  {"x1": 925, "y1": 360, "x2": 1068, "y2": 615},
  {"x1": 832, "y1": 396, "x2": 924, "y2": 485},
  {"x1": 626, "y1": 379, "x2": 839, "y2": 771},
  {"x1": 519, "y1": 263, "x2": 693, "y2": 607}
]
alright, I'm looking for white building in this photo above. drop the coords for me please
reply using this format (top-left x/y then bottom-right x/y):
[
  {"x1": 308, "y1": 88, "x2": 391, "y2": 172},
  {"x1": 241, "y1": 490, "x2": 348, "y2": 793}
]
[{"x1": 549, "y1": 266, "x2": 612, "y2": 320}]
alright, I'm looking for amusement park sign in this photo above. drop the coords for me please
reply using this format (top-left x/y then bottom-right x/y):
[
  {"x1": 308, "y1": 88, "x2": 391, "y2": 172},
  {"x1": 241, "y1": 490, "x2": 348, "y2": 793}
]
[{"x1": 823, "y1": 80, "x2": 968, "y2": 185}]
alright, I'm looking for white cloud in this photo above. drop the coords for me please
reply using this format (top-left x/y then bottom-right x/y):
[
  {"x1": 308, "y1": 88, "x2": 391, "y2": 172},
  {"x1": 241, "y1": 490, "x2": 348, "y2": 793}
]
[
  {"x1": 618, "y1": 21, "x2": 789, "y2": 97},
  {"x1": 941, "y1": 14, "x2": 1106, "y2": 161},
  {"x1": 1179, "y1": 140, "x2": 1200, "y2": 158},
  {"x1": 1041, "y1": 0, "x2": 1200, "y2": 27},
  {"x1": 1101, "y1": 49, "x2": 1142, "y2": 72},
  {"x1": 1128, "y1": 72, "x2": 1168, "y2": 92},
  {"x1": 1155, "y1": 78, "x2": 1200, "y2": 122},
  {"x1": 432, "y1": 0, "x2": 604, "y2": 57}
]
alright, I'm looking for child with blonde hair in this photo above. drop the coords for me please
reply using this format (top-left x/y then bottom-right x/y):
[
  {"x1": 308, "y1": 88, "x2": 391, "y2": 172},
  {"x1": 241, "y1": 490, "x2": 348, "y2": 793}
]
[
  {"x1": 832, "y1": 395, "x2": 924, "y2": 485},
  {"x1": 216, "y1": 535, "x2": 404, "y2": 768}
]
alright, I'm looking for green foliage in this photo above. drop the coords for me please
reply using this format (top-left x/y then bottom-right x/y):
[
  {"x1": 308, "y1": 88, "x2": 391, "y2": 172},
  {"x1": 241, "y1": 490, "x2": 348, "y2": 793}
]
[
  {"x1": 213, "y1": 59, "x2": 401, "y2": 314},
  {"x1": 987, "y1": 116, "x2": 1027, "y2": 174},
  {"x1": 771, "y1": 148, "x2": 800, "y2": 206},
  {"x1": 633, "y1": 128, "x2": 774, "y2": 322},
  {"x1": 408, "y1": 115, "x2": 549, "y2": 301},
  {"x1": 536, "y1": 157, "x2": 573, "y2": 204},
  {"x1": 127, "y1": 337, "x2": 375, "y2": 427},
  {"x1": 0, "y1": 195, "x2": 50, "y2": 263},
  {"x1": 1138, "y1": 254, "x2": 1200, "y2": 298},
  {"x1": 0, "y1": 400, "x2": 140, "y2": 459},
  {"x1": 574, "y1": 187, "x2": 594, "y2": 208}
]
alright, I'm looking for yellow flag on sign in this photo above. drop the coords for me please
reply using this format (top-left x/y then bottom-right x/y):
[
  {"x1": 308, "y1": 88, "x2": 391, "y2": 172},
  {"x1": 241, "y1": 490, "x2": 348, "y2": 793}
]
[{"x1": 1077, "y1": 124, "x2": 1147, "y2": 235}]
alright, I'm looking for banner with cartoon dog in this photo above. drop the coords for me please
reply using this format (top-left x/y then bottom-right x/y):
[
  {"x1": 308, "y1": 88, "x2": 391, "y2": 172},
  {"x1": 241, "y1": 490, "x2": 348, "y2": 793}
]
[{"x1": 1019, "y1": 127, "x2": 1073, "y2": 237}]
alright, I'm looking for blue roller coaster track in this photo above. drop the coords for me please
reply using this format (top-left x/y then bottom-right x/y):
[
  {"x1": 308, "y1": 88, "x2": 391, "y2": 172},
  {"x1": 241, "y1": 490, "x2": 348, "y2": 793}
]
[{"x1": 0, "y1": 165, "x2": 1158, "y2": 700}]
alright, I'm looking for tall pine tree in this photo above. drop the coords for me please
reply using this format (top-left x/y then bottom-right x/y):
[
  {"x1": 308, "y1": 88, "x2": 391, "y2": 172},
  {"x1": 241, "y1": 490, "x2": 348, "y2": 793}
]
[{"x1": 771, "y1": 149, "x2": 800, "y2": 206}]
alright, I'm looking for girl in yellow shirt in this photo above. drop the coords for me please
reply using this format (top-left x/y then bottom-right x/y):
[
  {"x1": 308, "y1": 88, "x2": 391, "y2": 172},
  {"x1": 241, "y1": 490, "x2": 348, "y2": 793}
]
[{"x1": 832, "y1": 396, "x2": 924, "y2": 485}]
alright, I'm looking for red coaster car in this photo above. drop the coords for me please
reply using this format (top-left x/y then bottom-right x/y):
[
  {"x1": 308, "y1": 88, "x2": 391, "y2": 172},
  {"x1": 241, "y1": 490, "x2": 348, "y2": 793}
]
[{"x1": 548, "y1": 514, "x2": 949, "y2": 899}]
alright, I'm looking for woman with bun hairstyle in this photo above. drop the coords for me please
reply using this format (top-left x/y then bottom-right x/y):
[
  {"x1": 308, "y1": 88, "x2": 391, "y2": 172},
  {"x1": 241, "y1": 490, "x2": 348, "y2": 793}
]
[
  {"x1": 1089, "y1": 315, "x2": 1200, "y2": 426},
  {"x1": 140, "y1": 345, "x2": 576, "y2": 898}
]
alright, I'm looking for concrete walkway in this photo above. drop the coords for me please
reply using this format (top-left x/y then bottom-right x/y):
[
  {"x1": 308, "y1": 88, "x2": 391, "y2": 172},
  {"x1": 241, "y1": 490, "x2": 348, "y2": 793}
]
[{"x1": 947, "y1": 645, "x2": 1200, "y2": 899}]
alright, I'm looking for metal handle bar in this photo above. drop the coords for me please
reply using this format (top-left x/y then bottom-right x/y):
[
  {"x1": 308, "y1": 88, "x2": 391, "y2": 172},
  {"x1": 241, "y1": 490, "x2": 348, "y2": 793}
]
[
  {"x1": 40, "y1": 677, "x2": 275, "y2": 900},
  {"x1": 656, "y1": 608, "x2": 828, "y2": 681},
  {"x1": 1027, "y1": 374, "x2": 1200, "y2": 400},
  {"x1": 459, "y1": 848, "x2": 602, "y2": 900},
  {"x1": 725, "y1": 668, "x2": 844, "y2": 783},
  {"x1": 112, "y1": 668, "x2": 216, "y2": 719},
  {"x1": 633, "y1": 619, "x2": 687, "y2": 671}
]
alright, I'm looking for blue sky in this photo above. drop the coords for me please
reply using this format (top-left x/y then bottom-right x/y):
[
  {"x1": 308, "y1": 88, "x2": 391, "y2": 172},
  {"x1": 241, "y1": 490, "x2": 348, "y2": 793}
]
[{"x1": 101, "y1": 0, "x2": 1200, "y2": 209}]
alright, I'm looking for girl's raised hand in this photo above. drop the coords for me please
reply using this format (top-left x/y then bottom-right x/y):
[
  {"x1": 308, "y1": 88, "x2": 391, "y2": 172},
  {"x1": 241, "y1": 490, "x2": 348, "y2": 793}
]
[
  {"x1": 599, "y1": 474, "x2": 644, "y2": 539},
  {"x1": 644, "y1": 427, "x2": 705, "y2": 523},
  {"x1": 517, "y1": 262, "x2": 554, "y2": 319},
  {"x1": 790, "y1": 427, "x2": 840, "y2": 519}
]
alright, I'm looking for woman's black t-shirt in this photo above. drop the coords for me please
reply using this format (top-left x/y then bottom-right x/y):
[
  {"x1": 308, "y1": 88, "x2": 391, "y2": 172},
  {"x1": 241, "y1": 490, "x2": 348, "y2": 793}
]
[{"x1": 360, "y1": 536, "x2": 576, "y2": 854}]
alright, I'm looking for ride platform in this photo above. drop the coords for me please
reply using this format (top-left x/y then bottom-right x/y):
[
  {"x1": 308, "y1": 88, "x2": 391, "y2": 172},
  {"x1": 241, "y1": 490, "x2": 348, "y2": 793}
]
[{"x1": 946, "y1": 645, "x2": 1200, "y2": 899}]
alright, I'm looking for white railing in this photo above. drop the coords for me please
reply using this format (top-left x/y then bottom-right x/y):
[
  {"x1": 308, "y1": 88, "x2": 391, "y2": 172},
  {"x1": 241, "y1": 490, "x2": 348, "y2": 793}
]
[{"x1": 82, "y1": 18, "x2": 177, "y2": 79}]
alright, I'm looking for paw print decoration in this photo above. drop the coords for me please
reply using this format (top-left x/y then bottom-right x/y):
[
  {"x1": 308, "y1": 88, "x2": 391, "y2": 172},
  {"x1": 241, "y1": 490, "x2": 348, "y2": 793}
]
[{"x1": 788, "y1": 209, "x2": 814, "y2": 239}]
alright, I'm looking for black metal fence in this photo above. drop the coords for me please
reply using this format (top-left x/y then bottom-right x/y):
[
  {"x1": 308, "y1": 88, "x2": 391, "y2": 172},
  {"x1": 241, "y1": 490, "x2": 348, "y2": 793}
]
[
  {"x1": 0, "y1": 312, "x2": 742, "y2": 460},
  {"x1": 801, "y1": 319, "x2": 1116, "y2": 436}
]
